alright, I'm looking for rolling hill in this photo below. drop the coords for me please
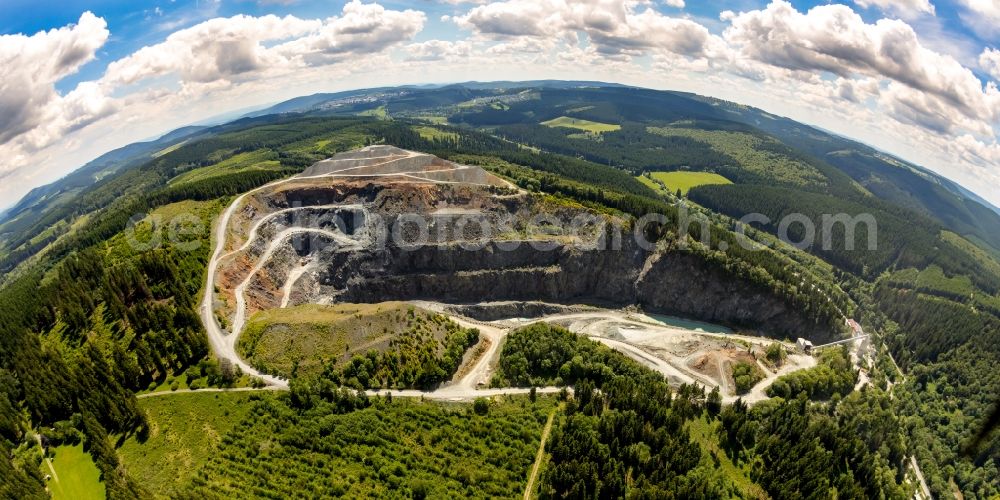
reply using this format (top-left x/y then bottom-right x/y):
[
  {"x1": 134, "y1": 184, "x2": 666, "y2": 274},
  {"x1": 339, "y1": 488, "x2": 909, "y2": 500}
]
[{"x1": 2, "y1": 81, "x2": 1000, "y2": 497}]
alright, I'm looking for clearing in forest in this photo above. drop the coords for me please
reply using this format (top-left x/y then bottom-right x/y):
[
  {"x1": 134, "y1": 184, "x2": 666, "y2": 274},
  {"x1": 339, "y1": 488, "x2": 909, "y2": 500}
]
[
  {"x1": 43, "y1": 444, "x2": 105, "y2": 500},
  {"x1": 640, "y1": 171, "x2": 732, "y2": 195},
  {"x1": 238, "y1": 303, "x2": 478, "y2": 383},
  {"x1": 541, "y1": 116, "x2": 621, "y2": 133}
]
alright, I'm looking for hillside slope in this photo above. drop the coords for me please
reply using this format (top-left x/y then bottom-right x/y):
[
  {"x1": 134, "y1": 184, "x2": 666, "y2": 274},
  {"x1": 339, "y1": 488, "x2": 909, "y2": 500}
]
[{"x1": 1, "y1": 83, "x2": 999, "y2": 497}]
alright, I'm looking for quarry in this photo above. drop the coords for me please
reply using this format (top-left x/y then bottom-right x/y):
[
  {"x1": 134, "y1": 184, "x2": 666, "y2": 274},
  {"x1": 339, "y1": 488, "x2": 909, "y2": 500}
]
[{"x1": 202, "y1": 145, "x2": 865, "y2": 400}]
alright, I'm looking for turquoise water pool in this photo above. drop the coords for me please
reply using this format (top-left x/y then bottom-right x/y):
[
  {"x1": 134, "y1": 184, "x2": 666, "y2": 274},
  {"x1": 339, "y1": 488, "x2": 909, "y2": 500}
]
[{"x1": 647, "y1": 314, "x2": 732, "y2": 334}]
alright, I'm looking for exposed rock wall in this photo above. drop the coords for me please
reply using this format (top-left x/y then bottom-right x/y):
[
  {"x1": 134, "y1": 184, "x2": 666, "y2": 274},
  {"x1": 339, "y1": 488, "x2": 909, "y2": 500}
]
[
  {"x1": 225, "y1": 176, "x2": 837, "y2": 342},
  {"x1": 634, "y1": 252, "x2": 836, "y2": 343},
  {"x1": 320, "y1": 238, "x2": 836, "y2": 341},
  {"x1": 445, "y1": 301, "x2": 589, "y2": 321}
]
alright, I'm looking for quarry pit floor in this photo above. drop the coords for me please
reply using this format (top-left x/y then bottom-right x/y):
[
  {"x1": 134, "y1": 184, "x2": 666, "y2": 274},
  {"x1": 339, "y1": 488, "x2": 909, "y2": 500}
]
[{"x1": 414, "y1": 301, "x2": 820, "y2": 404}]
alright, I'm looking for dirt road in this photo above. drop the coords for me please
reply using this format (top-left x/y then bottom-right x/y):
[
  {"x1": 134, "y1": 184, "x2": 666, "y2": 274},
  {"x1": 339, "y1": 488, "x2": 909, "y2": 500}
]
[
  {"x1": 199, "y1": 146, "x2": 827, "y2": 407},
  {"x1": 524, "y1": 407, "x2": 558, "y2": 500},
  {"x1": 199, "y1": 147, "x2": 524, "y2": 394},
  {"x1": 526, "y1": 310, "x2": 817, "y2": 404},
  {"x1": 136, "y1": 385, "x2": 565, "y2": 401}
]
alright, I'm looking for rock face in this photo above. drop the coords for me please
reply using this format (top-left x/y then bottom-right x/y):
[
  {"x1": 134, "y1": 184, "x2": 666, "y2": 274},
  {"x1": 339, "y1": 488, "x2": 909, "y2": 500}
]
[
  {"x1": 445, "y1": 301, "x2": 588, "y2": 321},
  {"x1": 221, "y1": 146, "x2": 836, "y2": 342},
  {"x1": 318, "y1": 226, "x2": 835, "y2": 341},
  {"x1": 634, "y1": 252, "x2": 835, "y2": 343}
]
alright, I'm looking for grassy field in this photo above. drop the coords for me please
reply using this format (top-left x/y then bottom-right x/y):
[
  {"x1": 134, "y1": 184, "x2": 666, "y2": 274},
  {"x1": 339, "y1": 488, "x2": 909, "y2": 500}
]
[
  {"x1": 44, "y1": 444, "x2": 105, "y2": 500},
  {"x1": 686, "y1": 416, "x2": 767, "y2": 499},
  {"x1": 139, "y1": 370, "x2": 257, "y2": 395},
  {"x1": 941, "y1": 231, "x2": 1000, "y2": 280},
  {"x1": 358, "y1": 105, "x2": 389, "y2": 119},
  {"x1": 413, "y1": 125, "x2": 459, "y2": 142},
  {"x1": 457, "y1": 98, "x2": 510, "y2": 110},
  {"x1": 238, "y1": 302, "x2": 475, "y2": 381},
  {"x1": 887, "y1": 265, "x2": 977, "y2": 298},
  {"x1": 190, "y1": 395, "x2": 555, "y2": 498},
  {"x1": 541, "y1": 116, "x2": 621, "y2": 134},
  {"x1": 647, "y1": 126, "x2": 826, "y2": 186},
  {"x1": 168, "y1": 150, "x2": 284, "y2": 186},
  {"x1": 293, "y1": 129, "x2": 371, "y2": 157},
  {"x1": 153, "y1": 140, "x2": 188, "y2": 158},
  {"x1": 117, "y1": 391, "x2": 256, "y2": 498},
  {"x1": 101, "y1": 199, "x2": 223, "y2": 263},
  {"x1": 414, "y1": 115, "x2": 448, "y2": 124},
  {"x1": 639, "y1": 171, "x2": 733, "y2": 195},
  {"x1": 119, "y1": 390, "x2": 555, "y2": 499}
]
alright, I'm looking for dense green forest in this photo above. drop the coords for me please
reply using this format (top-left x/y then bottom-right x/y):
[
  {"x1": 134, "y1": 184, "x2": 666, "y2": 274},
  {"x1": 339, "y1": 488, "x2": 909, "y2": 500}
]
[
  {"x1": 325, "y1": 315, "x2": 478, "y2": 391},
  {"x1": 189, "y1": 393, "x2": 553, "y2": 498},
  {"x1": 494, "y1": 323, "x2": 909, "y2": 498},
  {"x1": 766, "y1": 347, "x2": 857, "y2": 400},
  {"x1": 894, "y1": 344, "x2": 1000, "y2": 498},
  {"x1": 116, "y1": 390, "x2": 556, "y2": 498},
  {"x1": 493, "y1": 123, "x2": 739, "y2": 174},
  {"x1": 856, "y1": 276, "x2": 1000, "y2": 496},
  {"x1": 2, "y1": 83, "x2": 1000, "y2": 497},
  {"x1": 0, "y1": 201, "x2": 217, "y2": 497},
  {"x1": 731, "y1": 362, "x2": 764, "y2": 394},
  {"x1": 689, "y1": 184, "x2": 1000, "y2": 292},
  {"x1": 0, "y1": 117, "x2": 394, "y2": 498}
]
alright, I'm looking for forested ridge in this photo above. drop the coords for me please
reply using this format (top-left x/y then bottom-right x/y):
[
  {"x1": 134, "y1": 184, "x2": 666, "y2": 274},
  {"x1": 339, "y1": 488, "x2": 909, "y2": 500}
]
[
  {"x1": 443, "y1": 85, "x2": 1000, "y2": 299},
  {"x1": 0, "y1": 117, "x2": 394, "y2": 498},
  {"x1": 495, "y1": 324, "x2": 909, "y2": 498},
  {"x1": 0, "y1": 209, "x2": 214, "y2": 497},
  {"x1": 1, "y1": 83, "x2": 1000, "y2": 497},
  {"x1": 689, "y1": 184, "x2": 1000, "y2": 292},
  {"x1": 851, "y1": 273, "x2": 1000, "y2": 496}
]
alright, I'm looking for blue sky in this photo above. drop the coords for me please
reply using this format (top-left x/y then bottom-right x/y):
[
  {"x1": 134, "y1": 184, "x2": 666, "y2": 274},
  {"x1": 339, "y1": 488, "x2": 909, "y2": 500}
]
[
  {"x1": 4, "y1": 0, "x2": 994, "y2": 91},
  {"x1": 0, "y1": 0, "x2": 998, "y2": 208}
]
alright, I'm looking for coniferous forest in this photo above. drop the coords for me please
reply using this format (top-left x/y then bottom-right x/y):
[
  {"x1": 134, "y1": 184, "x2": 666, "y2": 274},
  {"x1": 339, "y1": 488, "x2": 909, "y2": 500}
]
[{"x1": 1, "y1": 84, "x2": 999, "y2": 498}]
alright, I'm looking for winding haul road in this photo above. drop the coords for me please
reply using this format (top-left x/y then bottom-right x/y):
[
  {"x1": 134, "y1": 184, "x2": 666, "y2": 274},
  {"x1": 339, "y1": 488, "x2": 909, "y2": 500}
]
[
  {"x1": 198, "y1": 147, "x2": 547, "y2": 399},
  {"x1": 197, "y1": 146, "x2": 847, "y2": 406},
  {"x1": 511, "y1": 311, "x2": 822, "y2": 404},
  {"x1": 200, "y1": 148, "x2": 437, "y2": 388},
  {"x1": 201, "y1": 173, "x2": 291, "y2": 387}
]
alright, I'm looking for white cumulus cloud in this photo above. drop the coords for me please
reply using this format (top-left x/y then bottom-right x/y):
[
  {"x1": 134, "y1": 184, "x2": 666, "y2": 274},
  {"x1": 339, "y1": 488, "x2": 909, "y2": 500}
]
[
  {"x1": 275, "y1": 0, "x2": 425, "y2": 65},
  {"x1": 0, "y1": 11, "x2": 116, "y2": 196},
  {"x1": 981, "y1": 47, "x2": 1000, "y2": 81},
  {"x1": 853, "y1": 0, "x2": 935, "y2": 18},
  {"x1": 103, "y1": 14, "x2": 319, "y2": 87},
  {"x1": 0, "y1": 2, "x2": 427, "y2": 206},
  {"x1": 404, "y1": 40, "x2": 475, "y2": 61},
  {"x1": 955, "y1": 0, "x2": 1000, "y2": 38},
  {"x1": 0, "y1": 12, "x2": 109, "y2": 146},
  {"x1": 453, "y1": 0, "x2": 719, "y2": 58},
  {"x1": 723, "y1": 1, "x2": 999, "y2": 136}
]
